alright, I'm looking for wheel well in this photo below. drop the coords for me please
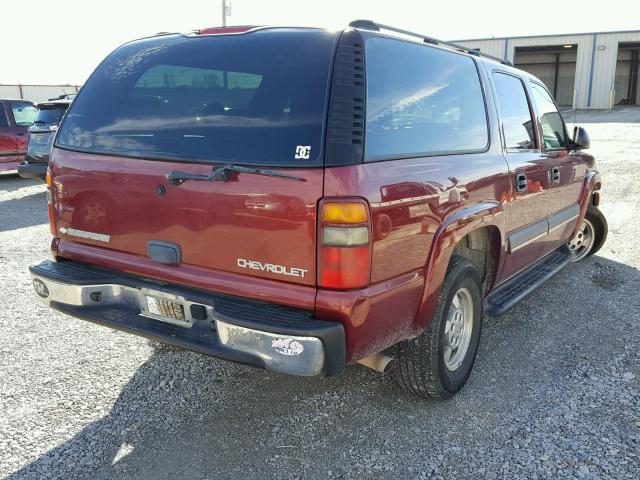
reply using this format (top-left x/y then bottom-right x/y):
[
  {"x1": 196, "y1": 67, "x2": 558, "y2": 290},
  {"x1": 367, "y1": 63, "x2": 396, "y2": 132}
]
[{"x1": 451, "y1": 227, "x2": 500, "y2": 294}]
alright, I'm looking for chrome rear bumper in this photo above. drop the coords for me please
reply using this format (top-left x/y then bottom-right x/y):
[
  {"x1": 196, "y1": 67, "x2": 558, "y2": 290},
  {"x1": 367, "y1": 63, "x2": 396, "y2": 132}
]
[{"x1": 30, "y1": 260, "x2": 345, "y2": 377}]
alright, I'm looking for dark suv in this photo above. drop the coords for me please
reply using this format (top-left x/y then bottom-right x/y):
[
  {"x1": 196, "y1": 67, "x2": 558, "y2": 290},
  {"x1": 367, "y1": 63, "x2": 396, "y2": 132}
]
[
  {"x1": 29, "y1": 22, "x2": 607, "y2": 399},
  {"x1": 18, "y1": 95, "x2": 75, "y2": 181}
]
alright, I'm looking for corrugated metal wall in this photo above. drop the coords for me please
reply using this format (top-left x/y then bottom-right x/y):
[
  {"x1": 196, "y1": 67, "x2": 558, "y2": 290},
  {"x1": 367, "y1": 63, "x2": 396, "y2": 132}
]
[
  {"x1": 0, "y1": 84, "x2": 80, "y2": 104},
  {"x1": 513, "y1": 50, "x2": 577, "y2": 107},
  {"x1": 458, "y1": 31, "x2": 640, "y2": 109},
  {"x1": 590, "y1": 32, "x2": 640, "y2": 108}
]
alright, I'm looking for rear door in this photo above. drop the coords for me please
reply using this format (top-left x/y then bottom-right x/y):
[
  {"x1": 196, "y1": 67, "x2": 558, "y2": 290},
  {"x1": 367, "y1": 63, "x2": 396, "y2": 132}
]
[
  {"x1": 491, "y1": 71, "x2": 551, "y2": 281},
  {"x1": 51, "y1": 29, "x2": 337, "y2": 287}
]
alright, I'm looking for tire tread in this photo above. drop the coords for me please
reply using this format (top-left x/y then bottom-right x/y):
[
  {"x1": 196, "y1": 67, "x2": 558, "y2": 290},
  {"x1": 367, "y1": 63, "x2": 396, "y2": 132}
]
[{"x1": 390, "y1": 256, "x2": 480, "y2": 400}]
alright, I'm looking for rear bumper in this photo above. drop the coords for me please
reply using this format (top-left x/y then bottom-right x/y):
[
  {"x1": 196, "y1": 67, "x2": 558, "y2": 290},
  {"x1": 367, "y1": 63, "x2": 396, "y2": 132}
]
[
  {"x1": 29, "y1": 259, "x2": 345, "y2": 377},
  {"x1": 0, "y1": 161, "x2": 19, "y2": 172},
  {"x1": 18, "y1": 161, "x2": 47, "y2": 180}
]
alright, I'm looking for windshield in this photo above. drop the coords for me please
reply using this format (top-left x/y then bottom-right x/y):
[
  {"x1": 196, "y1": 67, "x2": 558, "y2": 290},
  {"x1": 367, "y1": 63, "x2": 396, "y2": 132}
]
[{"x1": 56, "y1": 30, "x2": 336, "y2": 166}]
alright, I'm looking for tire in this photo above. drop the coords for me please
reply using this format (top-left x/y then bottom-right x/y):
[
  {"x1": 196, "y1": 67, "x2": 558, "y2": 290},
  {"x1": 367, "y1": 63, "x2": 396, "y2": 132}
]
[
  {"x1": 568, "y1": 205, "x2": 608, "y2": 262},
  {"x1": 390, "y1": 256, "x2": 483, "y2": 400}
]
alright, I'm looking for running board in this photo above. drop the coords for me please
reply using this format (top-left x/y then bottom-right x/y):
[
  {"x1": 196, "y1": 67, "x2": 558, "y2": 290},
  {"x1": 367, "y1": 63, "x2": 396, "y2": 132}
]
[{"x1": 485, "y1": 245, "x2": 572, "y2": 317}]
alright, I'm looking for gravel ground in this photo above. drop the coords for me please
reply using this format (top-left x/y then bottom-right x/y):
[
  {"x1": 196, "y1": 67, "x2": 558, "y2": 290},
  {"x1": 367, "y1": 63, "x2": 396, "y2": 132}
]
[{"x1": 1, "y1": 110, "x2": 639, "y2": 479}]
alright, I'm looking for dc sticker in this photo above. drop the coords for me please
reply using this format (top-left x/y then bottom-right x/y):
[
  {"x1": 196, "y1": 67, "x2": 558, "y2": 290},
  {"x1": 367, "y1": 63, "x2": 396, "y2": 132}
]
[{"x1": 294, "y1": 145, "x2": 311, "y2": 160}]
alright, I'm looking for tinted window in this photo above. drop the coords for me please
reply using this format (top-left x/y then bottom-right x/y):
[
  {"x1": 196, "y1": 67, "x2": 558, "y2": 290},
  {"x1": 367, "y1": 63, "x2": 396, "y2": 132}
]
[
  {"x1": 0, "y1": 105, "x2": 8, "y2": 127},
  {"x1": 365, "y1": 37, "x2": 488, "y2": 161},
  {"x1": 530, "y1": 82, "x2": 567, "y2": 150},
  {"x1": 10, "y1": 101, "x2": 38, "y2": 126},
  {"x1": 493, "y1": 73, "x2": 536, "y2": 151},
  {"x1": 35, "y1": 105, "x2": 68, "y2": 126},
  {"x1": 56, "y1": 31, "x2": 336, "y2": 166}
]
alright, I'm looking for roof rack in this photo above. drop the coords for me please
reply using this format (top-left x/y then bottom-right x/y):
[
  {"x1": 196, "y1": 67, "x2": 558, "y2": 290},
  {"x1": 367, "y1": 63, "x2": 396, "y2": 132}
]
[{"x1": 349, "y1": 20, "x2": 512, "y2": 66}]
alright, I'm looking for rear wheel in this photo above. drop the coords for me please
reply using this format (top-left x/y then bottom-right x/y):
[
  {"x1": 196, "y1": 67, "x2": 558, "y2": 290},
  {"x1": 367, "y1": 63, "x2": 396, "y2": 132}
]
[
  {"x1": 568, "y1": 205, "x2": 608, "y2": 262},
  {"x1": 391, "y1": 256, "x2": 483, "y2": 399}
]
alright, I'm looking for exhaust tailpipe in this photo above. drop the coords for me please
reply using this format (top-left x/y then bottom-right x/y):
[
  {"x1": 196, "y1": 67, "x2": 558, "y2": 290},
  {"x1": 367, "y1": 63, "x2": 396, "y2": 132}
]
[{"x1": 356, "y1": 353, "x2": 394, "y2": 373}]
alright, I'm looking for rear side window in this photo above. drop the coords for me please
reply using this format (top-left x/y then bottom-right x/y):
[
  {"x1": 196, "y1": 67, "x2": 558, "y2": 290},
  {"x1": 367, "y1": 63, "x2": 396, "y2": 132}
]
[
  {"x1": 529, "y1": 82, "x2": 568, "y2": 150},
  {"x1": 365, "y1": 37, "x2": 488, "y2": 161},
  {"x1": 492, "y1": 72, "x2": 536, "y2": 151},
  {"x1": 56, "y1": 31, "x2": 336, "y2": 166},
  {"x1": 10, "y1": 101, "x2": 38, "y2": 126}
]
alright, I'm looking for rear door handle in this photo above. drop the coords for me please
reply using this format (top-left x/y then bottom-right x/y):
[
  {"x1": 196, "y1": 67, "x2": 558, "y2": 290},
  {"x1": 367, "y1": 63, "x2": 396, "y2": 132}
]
[
  {"x1": 550, "y1": 167, "x2": 561, "y2": 183},
  {"x1": 515, "y1": 172, "x2": 527, "y2": 193}
]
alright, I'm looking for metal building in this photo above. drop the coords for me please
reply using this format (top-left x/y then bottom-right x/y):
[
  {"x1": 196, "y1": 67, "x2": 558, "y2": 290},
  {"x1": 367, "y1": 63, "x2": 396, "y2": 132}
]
[
  {"x1": 456, "y1": 30, "x2": 640, "y2": 109},
  {"x1": 0, "y1": 84, "x2": 81, "y2": 104}
]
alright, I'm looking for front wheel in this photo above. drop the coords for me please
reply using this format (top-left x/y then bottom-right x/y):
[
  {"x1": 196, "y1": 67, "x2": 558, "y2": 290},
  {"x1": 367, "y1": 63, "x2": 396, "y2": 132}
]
[
  {"x1": 390, "y1": 256, "x2": 483, "y2": 400},
  {"x1": 568, "y1": 205, "x2": 608, "y2": 262}
]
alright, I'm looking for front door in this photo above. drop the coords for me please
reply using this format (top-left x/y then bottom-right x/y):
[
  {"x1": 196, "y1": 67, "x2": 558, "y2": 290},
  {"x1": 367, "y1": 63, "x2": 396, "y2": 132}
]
[
  {"x1": 8, "y1": 100, "x2": 37, "y2": 159},
  {"x1": 490, "y1": 71, "x2": 551, "y2": 282},
  {"x1": 528, "y1": 82, "x2": 585, "y2": 256},
  {"x1": 0, "y1": 102, "x2": 19, "y2": 170}
]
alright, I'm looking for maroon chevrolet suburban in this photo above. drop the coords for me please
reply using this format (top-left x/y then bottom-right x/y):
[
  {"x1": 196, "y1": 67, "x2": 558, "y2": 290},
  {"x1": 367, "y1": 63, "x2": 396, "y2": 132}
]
[{"x1": 30, "y1": 21, "x2": 607, "y2": 399}]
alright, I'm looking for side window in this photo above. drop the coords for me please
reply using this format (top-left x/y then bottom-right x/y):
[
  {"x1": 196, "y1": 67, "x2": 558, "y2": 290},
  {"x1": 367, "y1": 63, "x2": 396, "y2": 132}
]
[
  {"x1": 0, "y1": 104, "x2": 8, "y2": 128},
  {"x1": 492, "y1": 72, "x2": 536, "y2": 151},
  {"x1": 365, "y1": 37, "x2": 488, "y2": 161},
  {"x1": 10, "y1": 101, "x2": 38, "y2": 126},
  {"x1": 530, "y1": 82, "x2": 568, "y2": 150}
]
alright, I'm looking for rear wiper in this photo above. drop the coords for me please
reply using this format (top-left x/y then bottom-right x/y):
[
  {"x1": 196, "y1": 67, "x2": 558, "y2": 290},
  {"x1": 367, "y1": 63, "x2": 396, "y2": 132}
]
[{"x1": 166, "y1": 164, "x2": 307, "y2": 184}]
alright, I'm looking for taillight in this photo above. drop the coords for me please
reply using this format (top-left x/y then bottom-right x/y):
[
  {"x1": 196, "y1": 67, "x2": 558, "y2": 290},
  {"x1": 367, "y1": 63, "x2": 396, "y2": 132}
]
[
  {"x1": 46, "y1": 168, "x2": 56, "y2": 236},
  {"x1": 318, "y1": 200, "x2": 371, "y2": 289}
]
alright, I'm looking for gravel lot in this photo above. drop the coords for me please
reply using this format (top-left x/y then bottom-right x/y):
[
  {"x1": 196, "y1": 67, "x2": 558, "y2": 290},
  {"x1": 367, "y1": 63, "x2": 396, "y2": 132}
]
[{"x1": 1, "y1": 110, "x2": 639, "y2": 479}]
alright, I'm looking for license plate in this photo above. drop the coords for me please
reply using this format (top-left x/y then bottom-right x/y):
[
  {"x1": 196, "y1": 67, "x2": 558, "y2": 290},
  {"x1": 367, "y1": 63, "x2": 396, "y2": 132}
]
[
  {"x1": 30, "y1": 133, "x2": 51, "y2": 145},
  {"x1": 144, "y1": 295, "x2": 189, "y2": 327}
]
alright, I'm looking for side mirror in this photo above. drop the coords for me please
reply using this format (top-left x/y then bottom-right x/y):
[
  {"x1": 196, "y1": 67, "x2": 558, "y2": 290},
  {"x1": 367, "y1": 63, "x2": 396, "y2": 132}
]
[{"x1": 572, "y1": 126, "x2": 590, "y2": 150}]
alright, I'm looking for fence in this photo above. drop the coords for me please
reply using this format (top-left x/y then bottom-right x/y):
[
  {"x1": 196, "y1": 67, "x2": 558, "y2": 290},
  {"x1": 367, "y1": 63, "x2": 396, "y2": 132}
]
[{"x1": 0, "y1": 84, "x2": 81, "y2": 104}]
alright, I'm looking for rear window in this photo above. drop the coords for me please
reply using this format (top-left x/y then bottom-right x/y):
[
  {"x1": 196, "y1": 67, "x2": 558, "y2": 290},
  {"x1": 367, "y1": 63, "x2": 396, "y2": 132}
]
[
  {"x1": 56, "y1": 30, "x2": 336, "y2": 166},
  {"x1": 364, "y1": 37, "x2": 488, "y2": 161},
  {"x1": 35, "y1": 105, "x2": 68, "y2": 126}
]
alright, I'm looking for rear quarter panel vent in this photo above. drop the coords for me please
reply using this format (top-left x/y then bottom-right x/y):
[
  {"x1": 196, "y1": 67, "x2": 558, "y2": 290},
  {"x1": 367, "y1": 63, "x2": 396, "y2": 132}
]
[{"x1": 325, "y1": 29, "x2": 366, "y2": 166}]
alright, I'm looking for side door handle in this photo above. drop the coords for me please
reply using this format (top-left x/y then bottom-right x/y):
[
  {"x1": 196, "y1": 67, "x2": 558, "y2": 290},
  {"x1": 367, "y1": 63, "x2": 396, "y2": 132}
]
[
  {"x1": 515, "y1": 172, "x2": 527, "y2": 193},
  {"x1": 550, "y1": 166, "x2": 561, "y2": 183}
]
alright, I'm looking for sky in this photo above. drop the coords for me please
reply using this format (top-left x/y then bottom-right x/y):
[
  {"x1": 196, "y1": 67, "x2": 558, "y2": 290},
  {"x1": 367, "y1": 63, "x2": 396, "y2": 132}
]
[{"x1": 1, "y1": 0, "x2": 639, "y2": 85}]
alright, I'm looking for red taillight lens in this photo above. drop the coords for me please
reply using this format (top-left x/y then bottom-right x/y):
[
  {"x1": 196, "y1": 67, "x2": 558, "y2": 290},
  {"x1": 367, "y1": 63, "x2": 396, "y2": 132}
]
[
  {"x1": 46, "y1": 168, "x2": 56, "y2": 236},
  {"x1": 320, "y1": 246, "x2": 370, "y2": 289},
  {"x1": 318, "y1": 200, "x2": 371, "y2": 290}
]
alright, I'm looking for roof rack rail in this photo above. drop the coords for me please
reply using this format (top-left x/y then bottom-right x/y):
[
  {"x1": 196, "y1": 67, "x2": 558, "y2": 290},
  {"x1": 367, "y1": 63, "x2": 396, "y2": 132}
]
[{"x1": 348, "y1": 20, "x2": 512, "y2": 66}]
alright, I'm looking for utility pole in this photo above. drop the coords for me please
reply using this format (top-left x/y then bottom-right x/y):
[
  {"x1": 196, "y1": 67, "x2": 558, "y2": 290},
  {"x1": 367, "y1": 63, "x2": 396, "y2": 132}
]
[{"x1": 221, "y1": 0, "x2": 228, "y2": 27}]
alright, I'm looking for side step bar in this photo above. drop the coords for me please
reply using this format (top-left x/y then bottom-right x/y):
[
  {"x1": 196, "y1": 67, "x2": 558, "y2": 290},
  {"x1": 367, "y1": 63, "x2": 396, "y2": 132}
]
[{"x1": 485, "y1": 245, "x2": 572, "y2": 317}]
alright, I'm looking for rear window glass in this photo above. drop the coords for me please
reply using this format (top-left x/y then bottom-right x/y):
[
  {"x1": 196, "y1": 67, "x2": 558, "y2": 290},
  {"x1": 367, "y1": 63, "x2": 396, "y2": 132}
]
[
  {"x1": 56, "y1": 30, "x2": 336, "y2": 166},
  {"x1": 364, "y1": 37, "x2": 488, "y2": 161},
  {"x1": 35, "y1": 105, "x2": 68, "y2": 125}
]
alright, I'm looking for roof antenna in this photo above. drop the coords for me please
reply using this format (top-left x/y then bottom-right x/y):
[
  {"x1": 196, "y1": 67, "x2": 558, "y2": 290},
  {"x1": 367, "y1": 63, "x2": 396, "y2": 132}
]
[{"x1": 571, "y1": 45, "x2": 583, "y2": 138}]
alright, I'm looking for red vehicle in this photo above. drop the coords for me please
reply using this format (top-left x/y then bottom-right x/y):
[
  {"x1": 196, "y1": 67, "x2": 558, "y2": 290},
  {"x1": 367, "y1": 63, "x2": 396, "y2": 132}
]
[
  {"x1": 30, "y1": 22, "x2": 607, "y2": 399},
  {"x1": 0, "y1": 100, "x2": 37, "y2": 171}
]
